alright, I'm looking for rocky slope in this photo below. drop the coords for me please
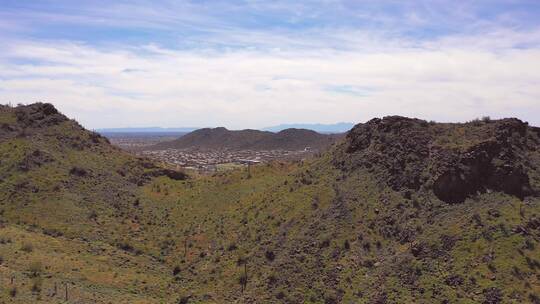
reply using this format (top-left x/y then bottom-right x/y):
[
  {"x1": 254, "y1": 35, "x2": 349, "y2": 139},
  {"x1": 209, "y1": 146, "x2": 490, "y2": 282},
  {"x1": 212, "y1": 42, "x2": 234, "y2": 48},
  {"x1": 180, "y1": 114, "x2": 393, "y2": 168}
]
[
  {"x1": 337, "y1": 116, "x2": 539, "y2": 203},
  {"x1": 0, "y1": 105, "x2": 539, "y2": 303}
]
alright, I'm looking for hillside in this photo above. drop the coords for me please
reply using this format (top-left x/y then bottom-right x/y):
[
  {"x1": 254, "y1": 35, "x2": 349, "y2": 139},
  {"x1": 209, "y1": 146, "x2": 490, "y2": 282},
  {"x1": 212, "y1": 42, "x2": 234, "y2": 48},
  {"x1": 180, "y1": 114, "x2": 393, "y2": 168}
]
[
  {"x1": 0, "y1": 104, "x2": 539, "y2": 303},
  {"x1": 150, "y1": 127, "x2": 341, "y2": 151},
  {"x1": 263, "y1": 122, "x2": 354, "y2": 133},
  {"x1": 0, "y1": 103, "x2": 189, "y2": 302}
]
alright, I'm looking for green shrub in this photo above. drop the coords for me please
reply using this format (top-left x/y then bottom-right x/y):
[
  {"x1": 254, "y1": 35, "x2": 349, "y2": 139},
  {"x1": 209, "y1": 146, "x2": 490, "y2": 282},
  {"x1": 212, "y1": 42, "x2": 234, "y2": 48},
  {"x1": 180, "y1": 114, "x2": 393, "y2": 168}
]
[
  {"x1": 31, "y1": 277, "x2": 42, "y2": 293},
  {"x1": 172, "y1": 265, "x2": 181, "y2": 276},
  {"x1": 21, "y1": 242, "x2": 33, "y2": 253},
  {"x1": 28, "y1": 261, "x2": 43, "y2": 277},
  {"x1": 8, "y1": 287, "x2": 16, "y2": 297}
]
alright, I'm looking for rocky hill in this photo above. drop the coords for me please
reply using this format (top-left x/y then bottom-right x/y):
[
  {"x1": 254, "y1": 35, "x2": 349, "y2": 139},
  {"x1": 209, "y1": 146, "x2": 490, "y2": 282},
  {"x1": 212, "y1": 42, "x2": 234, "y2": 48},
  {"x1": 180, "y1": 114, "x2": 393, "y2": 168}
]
[
  {"x1": 0, "y1": 104, "x2": 539, "y2": 303},
  {"x1": 336, "y1": 116, "x2": 539, "y2": 203},
  {"x1": 150, "y1": 127, "x2": 341, "y2": 151}
]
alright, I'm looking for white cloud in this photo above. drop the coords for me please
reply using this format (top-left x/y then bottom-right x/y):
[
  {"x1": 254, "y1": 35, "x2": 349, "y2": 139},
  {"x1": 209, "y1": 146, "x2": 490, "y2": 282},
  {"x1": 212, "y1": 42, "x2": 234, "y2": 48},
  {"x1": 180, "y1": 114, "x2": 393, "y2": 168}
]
[{"x1": 1, "y1": 28, "x2": 539, "y2": 129}]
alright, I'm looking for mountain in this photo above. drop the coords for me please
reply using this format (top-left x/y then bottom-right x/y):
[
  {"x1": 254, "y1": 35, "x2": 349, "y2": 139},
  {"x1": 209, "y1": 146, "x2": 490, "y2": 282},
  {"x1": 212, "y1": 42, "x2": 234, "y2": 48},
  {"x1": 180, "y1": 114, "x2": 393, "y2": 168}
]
[
  {"x1": 96, "y1": 123, "x2": 354, "y2": 134},
  {"x1": 97, "y1": 127, "x2": 198, "y2": 133},
  {"x1": 263, "y1": 122, "x2": 354, "y2": 133},
  {"x1": 150, "y1": 127, "x2": 342, "y2": 151},
  {"x1": 1, "y1": 103, "x2": 539, "y2": 303}
]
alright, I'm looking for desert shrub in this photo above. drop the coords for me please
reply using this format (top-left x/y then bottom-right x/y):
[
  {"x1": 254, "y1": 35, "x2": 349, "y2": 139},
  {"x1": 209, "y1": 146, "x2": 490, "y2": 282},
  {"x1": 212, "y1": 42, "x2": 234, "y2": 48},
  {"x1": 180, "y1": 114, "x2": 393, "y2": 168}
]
[
  {"x1": 28, "y1": 261, "x2": 43, "y2": 277},
  {"x1": 173, "y1": 266, "x2": 181, "y2": 276},
  {"x1": 319, "y1": 238, "x2": 330, "y2": 248},
  {"x1": 524, "y1": 238, "x2": 535, "y2": 250},
  {"x1": 275, "y1": 289, "x2": 287, "y2": 300},
  {"x1": 482, "y1": 116, "x2": 491, "y2": 123},
  {"x1": 31, "y1": 277, "x2": 42, "y2": 293},
  {"x1": 116, "y1": 240, "x2": 142, "y2": 254},
  {"x1": 238, "y1": 273, "x2": 248, "y2": 286},
  {"x1": 21, "y1": 242, "x2": 33, "y2": 253},
  {"x1": 472, "y1": 213, "x2": 483, "y2": 227},
  {"x1": 236, "y1": 256, "x2": 247, "y2": 266},
  {"x1": 525, "y1": 257, "x2": 540, "y2": 270},
  {"x1": 69, "y1": 166, "x2": 87, "y2": 176},
  {"x1": 468, "y1": 118, "x2": 483, "y2": 126},
  {"x1": 324, "y1": 292, "x2": 338, "y2": 304},
  {"x1": 483, "y1": 287, "x2": 503, "y2": 304},
  {"x1": 265, "y1": 250, "x2": 275, "y2": 261},
  {"x1": 178, "y1": 296, "x2": 190, "y2": 304},
  {"x1": 43, "y1": 228, "x2": 63, "y2": 237},
  {"x1": 362, "y1": 241, "x2": 371, "y2": 251},
  {"x1": 88, "y1": 210, "x2": 98, "y2": 220},
  {"x1": 445, "y1": 274, "x2": 464, "y2": 286},
  {"x1": 267, "y1": 273, "x2": 277, "y2": 286}
]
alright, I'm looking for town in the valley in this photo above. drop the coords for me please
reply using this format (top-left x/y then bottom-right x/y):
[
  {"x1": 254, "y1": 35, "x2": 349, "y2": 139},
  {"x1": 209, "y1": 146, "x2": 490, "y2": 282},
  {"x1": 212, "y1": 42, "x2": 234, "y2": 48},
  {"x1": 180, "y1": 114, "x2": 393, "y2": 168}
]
[
  {"x1": 105, "y1": 133, "x2": 317, "y2": 172},
  {"x1": 140, "y1": 148, "x2": 314, "y2": 172}
]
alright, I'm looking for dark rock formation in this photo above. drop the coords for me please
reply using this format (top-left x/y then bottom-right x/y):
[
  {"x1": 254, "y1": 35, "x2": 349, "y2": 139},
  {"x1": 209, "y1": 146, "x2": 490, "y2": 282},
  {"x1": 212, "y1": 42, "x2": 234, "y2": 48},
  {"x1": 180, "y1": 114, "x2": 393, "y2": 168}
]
[
  {"x1": 431, "y1": 119, "x2": 533, "y2": 203},
  {"x1": 14, "y1": 103, "x2": 68, "y2": 128},
  {"x1": 69, "y1": 166, "x2": 88, "y2": 177},
  {"x1": 338, "y1": 116, "x2": 538, "y2": 203},
  {"x1": 1, "y1": 103, "x2": 70, "y2": 142},
  {"x1": 118, "y1": 158, "x2": 188, "y2": 185},
  {"x1": 144, "y1": 168, "x2": 188, "y2": 181}
]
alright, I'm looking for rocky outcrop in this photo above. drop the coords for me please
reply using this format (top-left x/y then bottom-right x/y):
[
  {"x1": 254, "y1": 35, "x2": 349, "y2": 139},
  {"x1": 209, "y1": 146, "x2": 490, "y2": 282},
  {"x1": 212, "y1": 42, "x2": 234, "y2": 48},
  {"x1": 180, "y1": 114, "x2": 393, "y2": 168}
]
[
  {"x1": 14, "y1": 103, "x2": 68, "y2": 128},
  {"x1": 338, "y1": 116, "x2": 538, "y2": 203},
  {"x1": 1, "y1": 103, "x2": 69, "y2": 141},
  {"x1": 431, "y1": 119, "x2": 533, "y2": 203},
  {"x1": 142, "y1": 168, "x2": 188, "y2": 181},
  {"x1": 119, "y1": 158, "x2": 189, "y2": 185},
  {"x1": 2, "y1": 103, "x2": 189, "y2": 185},
  {"x1": 18, "y1": 150, "x2": 54, "y2": 171}
]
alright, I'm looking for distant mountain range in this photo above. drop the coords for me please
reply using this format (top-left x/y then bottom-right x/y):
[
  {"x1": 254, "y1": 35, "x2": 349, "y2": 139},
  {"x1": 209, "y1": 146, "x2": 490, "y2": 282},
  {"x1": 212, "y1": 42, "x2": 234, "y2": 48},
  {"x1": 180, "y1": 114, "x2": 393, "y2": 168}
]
[
  {"x1": 97, "y1": 127, "x2": 198, "y2": 133},
  {"x1": 263, "y1": 122, "x2": 354, "y2": 133},
  {"x1": 97, "y1": 123, "x2": 354, "y2": 134},
  {"x1": 150, "y1": 127, "x2": 343, "y2": 151}
]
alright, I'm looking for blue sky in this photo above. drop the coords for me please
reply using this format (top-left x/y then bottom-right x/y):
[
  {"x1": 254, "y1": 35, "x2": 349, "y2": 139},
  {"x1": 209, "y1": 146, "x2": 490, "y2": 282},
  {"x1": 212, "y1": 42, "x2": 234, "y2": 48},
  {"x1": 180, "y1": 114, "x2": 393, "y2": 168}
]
[{"x1": 1, "y1": 0, "x2": 540, "y2": 128}]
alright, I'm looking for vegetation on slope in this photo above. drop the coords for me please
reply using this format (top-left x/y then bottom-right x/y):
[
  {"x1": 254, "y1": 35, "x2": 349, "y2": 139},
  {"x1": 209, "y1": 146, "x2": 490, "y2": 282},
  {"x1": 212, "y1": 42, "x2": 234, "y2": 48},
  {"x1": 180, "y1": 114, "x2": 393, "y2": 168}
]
[{"x1": 0, "y1": 104, "x2": 539, "y2": 303}]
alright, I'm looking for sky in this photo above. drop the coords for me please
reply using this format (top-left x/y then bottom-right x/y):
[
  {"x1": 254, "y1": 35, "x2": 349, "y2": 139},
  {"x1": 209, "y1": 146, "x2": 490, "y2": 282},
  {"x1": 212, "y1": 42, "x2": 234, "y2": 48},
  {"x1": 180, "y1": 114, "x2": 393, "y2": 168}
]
[{"x1": 1, "y1": 0, "x2": 540, "y2": 129}]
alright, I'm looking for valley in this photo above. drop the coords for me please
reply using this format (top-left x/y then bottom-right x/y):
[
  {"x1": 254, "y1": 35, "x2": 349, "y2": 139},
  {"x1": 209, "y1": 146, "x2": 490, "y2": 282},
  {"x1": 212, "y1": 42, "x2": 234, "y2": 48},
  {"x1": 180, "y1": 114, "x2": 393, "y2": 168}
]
[
  {"x1": 102, "y1": 127, "x2": 338, "y2": 173},
  {"x1": 0, "y1": 103, "x2": 539, "y2": 303},
  {"x1": 140, "y1": 148, "x2": 315, "y2": 172},
  {"x1": 2, "y1": 1, "x2": 538, "y2": 303}
]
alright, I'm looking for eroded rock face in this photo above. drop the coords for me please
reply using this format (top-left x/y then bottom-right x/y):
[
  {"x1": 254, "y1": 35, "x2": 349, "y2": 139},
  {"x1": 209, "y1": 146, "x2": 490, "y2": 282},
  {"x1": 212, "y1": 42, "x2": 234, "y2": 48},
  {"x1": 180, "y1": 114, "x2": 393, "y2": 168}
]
[
  {"x1": 338, "y1": 116, "x2": 537, "y2": 204},
  {"x1": 431, "y1": 140, "x2": 531, "y2": 203},
  {"x1": 1, "y1": 103, "x2": 69, "y2": 141},
  {"x1": 14, "y1": 103, "x2": 68, "y2": 128},
  {"x1": 120, "y1": 158, "x2": 189, "y2": 185},
  {"x1": 344, "y1": 116, "x2": 432, "y2": 191}
]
